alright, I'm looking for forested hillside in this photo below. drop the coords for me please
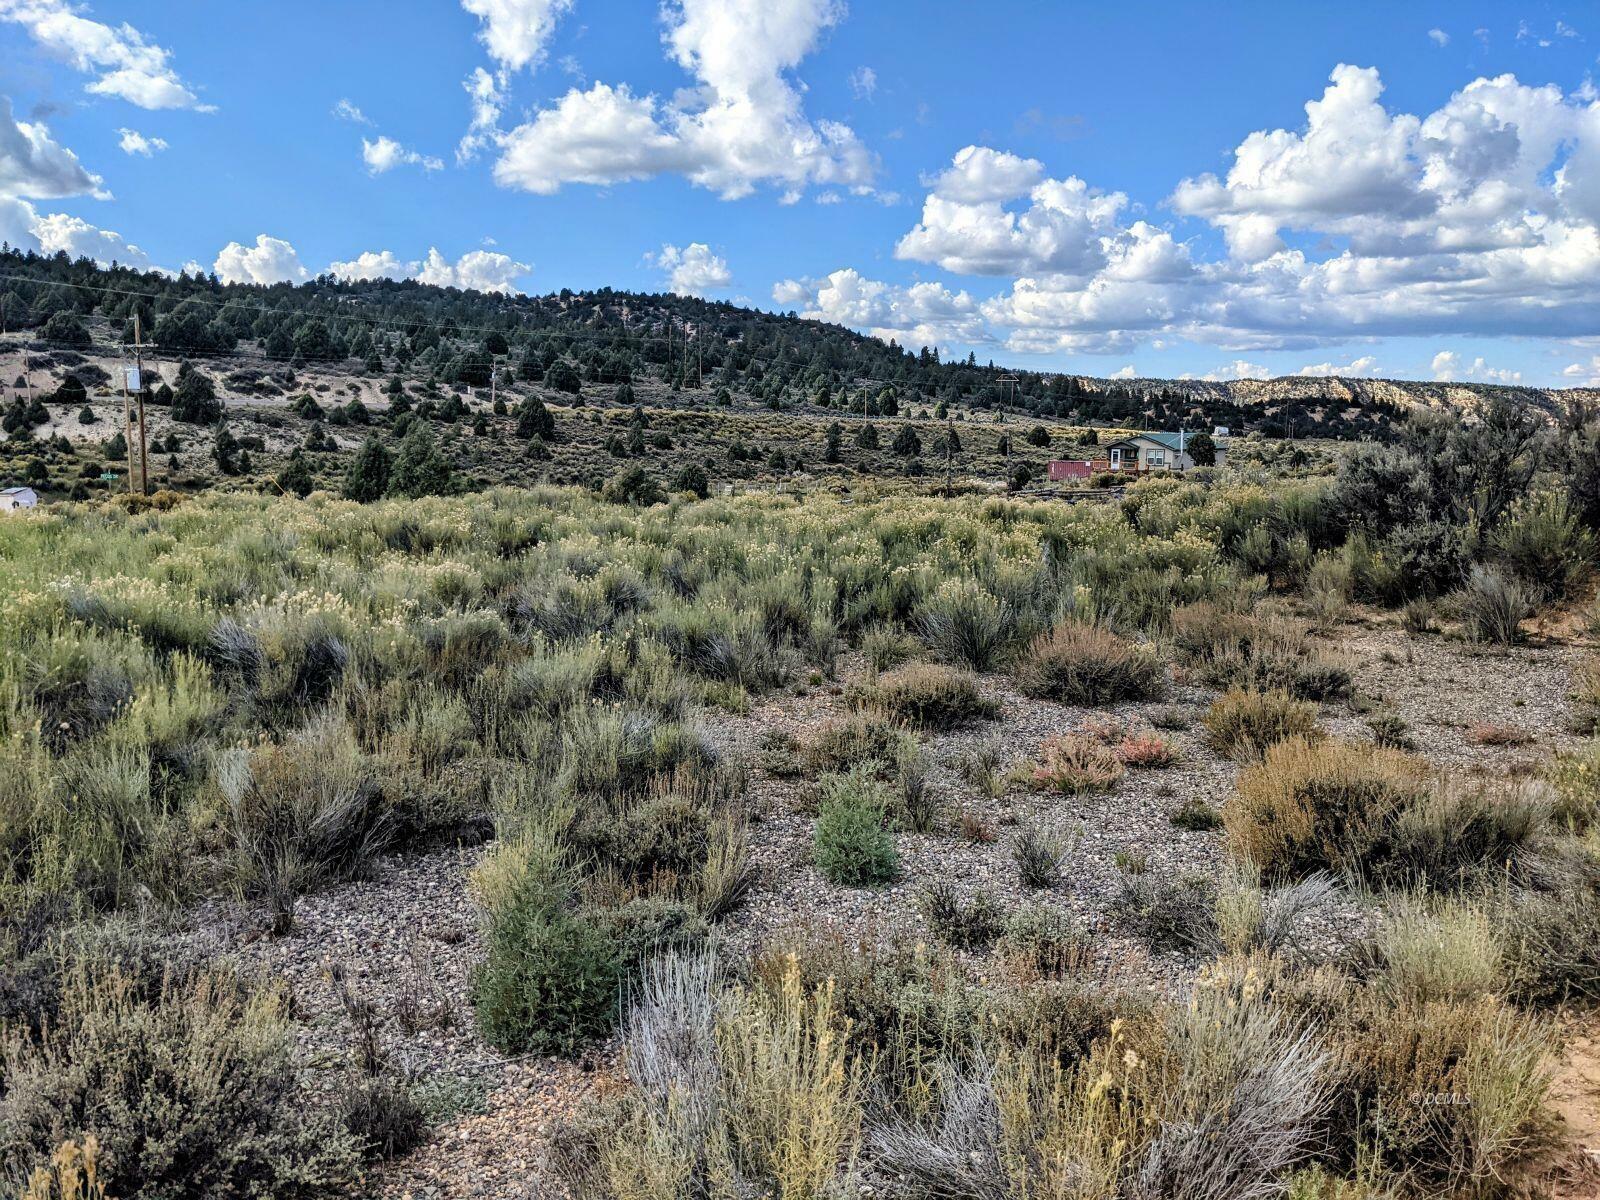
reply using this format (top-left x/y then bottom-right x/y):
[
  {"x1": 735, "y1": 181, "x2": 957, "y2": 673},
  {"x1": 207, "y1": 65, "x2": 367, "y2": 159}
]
[{"x1": 5, "y1": 246, "x2": 1579, "y2": 440}]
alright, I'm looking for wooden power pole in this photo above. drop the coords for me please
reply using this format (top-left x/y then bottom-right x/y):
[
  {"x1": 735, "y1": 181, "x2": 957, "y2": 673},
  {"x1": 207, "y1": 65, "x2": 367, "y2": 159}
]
[
  {"x1": 134, "y1": 313, "x2": 150, "y2": 495},
  {"x1": 121, "y1": 365, "x2": 134, "y2": 496}
]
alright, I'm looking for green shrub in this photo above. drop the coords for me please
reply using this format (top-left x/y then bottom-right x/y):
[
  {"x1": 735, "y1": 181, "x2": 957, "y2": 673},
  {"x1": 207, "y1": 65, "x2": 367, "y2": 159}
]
[
  {"x1": 1012, "y1": 825, "x2": 1069, "y2": 888},
  {"x1": 1491, "y1": 491, "x2": 1595, "y2": 603},
  {"x1": 471, "y1": 837, "x2": 622, "y2": 1055},
  {"x1": 860, "y1": 624, "x2": 920, "y2": 672},
  {"x1": 847, "y1": 661, "x2": 997, "y2": 730},
  {"x1": 915, "y1": 580, "x2": 1013, "y2": 671},
  {"x1": 1202, "y1": 688, "x2": 1321, "y2": 760},
  {"x1": 0, "y1": 960, "x2": 360, "y2": 1198},
  {"x1": 1456, "y1": 565, "x2": 1533, "y2": 645},
  {"x1": 1014, "y1": 620, "x2": 1166, "y2": 705},
  {"x1": 918, "y1": 881, "x2": 1003, "y2": 949},
  {"x1": 1170, "y1": 797, "x2": 1223, "y2": 831},
  {"x1": 813, "y1": 768, "x2": 898, "y2": 886}
]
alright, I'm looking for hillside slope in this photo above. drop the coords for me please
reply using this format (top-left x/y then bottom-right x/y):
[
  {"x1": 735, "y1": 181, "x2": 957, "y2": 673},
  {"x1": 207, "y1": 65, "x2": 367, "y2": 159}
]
[{"x1": 2, "y1": 249, "x2": 1592, "y2": 481}]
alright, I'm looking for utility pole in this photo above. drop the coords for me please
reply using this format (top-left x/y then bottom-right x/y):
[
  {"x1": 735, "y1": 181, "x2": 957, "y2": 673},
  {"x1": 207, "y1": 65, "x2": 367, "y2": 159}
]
[
  {"x1": 134, "y1": 312, "x2": 149, "y2": 495},
  {"x1": 943, "y1": 412, "x2": 955, "y2": 495},
  {"x1": 997, "y1": 375, "x2": 1019, "y2": 460},
  {"x1": 120, "y1": 364, "x2": 134, "y2": 496}
]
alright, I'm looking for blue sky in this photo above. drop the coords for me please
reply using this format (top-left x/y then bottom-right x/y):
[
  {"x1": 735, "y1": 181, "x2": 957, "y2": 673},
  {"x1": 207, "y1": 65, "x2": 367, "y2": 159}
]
[{"x1": 2, "y1": 0, "x2": 1598, "y2": 386}]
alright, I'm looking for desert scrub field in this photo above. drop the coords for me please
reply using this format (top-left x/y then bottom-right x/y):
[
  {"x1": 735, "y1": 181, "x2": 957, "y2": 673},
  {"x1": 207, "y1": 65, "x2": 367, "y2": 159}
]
[{"x1": 0, "y1": 440, "x2": 1598, "y2": 1200}]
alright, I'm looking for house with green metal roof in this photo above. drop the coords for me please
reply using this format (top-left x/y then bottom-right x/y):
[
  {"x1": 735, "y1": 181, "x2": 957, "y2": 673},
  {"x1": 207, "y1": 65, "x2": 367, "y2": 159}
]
[{"x1": 1102, "y1": 430, "x2": 1227, "y2": 473}]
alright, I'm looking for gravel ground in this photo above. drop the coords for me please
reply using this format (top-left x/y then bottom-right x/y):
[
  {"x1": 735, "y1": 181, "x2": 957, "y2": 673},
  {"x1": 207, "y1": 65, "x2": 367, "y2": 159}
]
[{"x1": 143, "y1": 615, "x2": 1593, "y2": 1197}]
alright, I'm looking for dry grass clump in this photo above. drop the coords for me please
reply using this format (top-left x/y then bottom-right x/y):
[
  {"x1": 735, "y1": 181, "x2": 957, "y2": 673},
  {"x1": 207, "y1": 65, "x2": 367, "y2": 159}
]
[
  {"x1": 915, "y1": 579, "x2": 1015, "y2": 671},
  {"x1": 1012, "y1": 825, "x2": 1073, "y2": 889},
  {"x1": 1467, "y1": 721, "x2": 1532, "y2": 747},
  {"x1": 1031, "y1": 733, "x2": 1125, "y2": 795},
  {"x1": 1368, "y1": 895, "x2": 1504, "y2": 1004},
  {"x1": 17, "y1": 1137, "x2": 109, "y2": 1200},
  {"x1": 860, "y1": 624, "x2": 921, "y2": 672},
  {"x1": 918, "y1": 882, "x2": 1003, "y2": 949},
  {"x1": 1291, "y1": 974, "x2": 1558, "y2": 1196},
  {"x1": 1572, "y1": 655, "x2": 1600, "y2": 734},
  {"x1": 1173, "y1": 602, "x2": 1352, "y2": 701},
  {"x1": 1455, "y1": 565, "x2": 1534, "y2": 645},
  {"x1": 1170, "y1": 797, "x2": 1223, "y2": 832},
  {"x1": 1014, "y1": 620, "x2": 1167, "y2": 706},
  {"x1": 1226, "y1": 738, "x2": 1418, "y2": 881},
  {"x1": 872, "y1": 961, "x2": 1331, "y2": 1200},
  {"x1": 1203, "y1": 688, "x2": 1321, "y2": 760},
  {"x1": 551, "y1": 951, "x2": 865, "y2": 1200},
  {"x1": 846, "y1": 661, "x2": 998, "y2": 730},
  {"x1": 1114, "y1": 729, "x2": 1178, "y2": 768},
  {"x1": 801, "y1": 712, "x2": 917, "y2": 778},
  {"x1": 1548, "y1": 739, "x2": 1600, "y2": 832},
  {"x1": 1227, "y1": 738, "x2": 1546, "y2": 888},
  {"x1": 216, "y1": 715, "x2": 391, "y2": 934}
]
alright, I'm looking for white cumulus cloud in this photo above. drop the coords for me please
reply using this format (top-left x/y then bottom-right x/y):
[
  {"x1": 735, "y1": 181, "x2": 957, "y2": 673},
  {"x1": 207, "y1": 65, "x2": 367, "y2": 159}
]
[
  {"x1": 0, "y1": 95, "x2": 104, "y2": 200},
  {"x1": 328, "y1": 247, "x2": 530, "y2": 294},
  {"x1": 492, "y1": 0, "x2": 876, "y2": 200},
  {"x1": 1297, "y1": 355, "x2": 1379, "y2": 377},
  {"x1": 1431, "y1": 349, "x2": 1521, "y2": 383},
  {"x1": 116, "y1": 128, "x2": 166, "y2": 156},
  {"x1": 1562, "y1": 357, "x2": 1600, "y2": 387},
  {"x1": 0, "y1": 0, "x2": 211, "y2": 110},
  {"x1": 460, "y1": 0, "x2": 572, "y2": 73},
  {"x1": 650, "y1": 242, "x2": 732, "y2": 296},
  {"x1": 213, "y1": 234, "x2": 310, "y2": 286},
  {"x1": 415, "y1": 247, "x2": 529, "y2": 293},
  {"x1": 332, "y1": 98, "x2": 373, "y2": 125},
  {"x1": 816, "y1": 66, "x2": 1600, "y2": 366},
  {"x1": 362, "y1": 135, "x2": 443, "y2": 174},
  {"x1": 773, "y1": 267, "x2": 988, "y2": 350}
]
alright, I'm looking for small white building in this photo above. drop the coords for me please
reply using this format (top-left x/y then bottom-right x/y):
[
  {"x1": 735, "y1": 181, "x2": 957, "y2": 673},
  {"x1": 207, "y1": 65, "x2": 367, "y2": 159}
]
[{"x1": 0, "y1": 486, "x2": 38, "y2": 511}]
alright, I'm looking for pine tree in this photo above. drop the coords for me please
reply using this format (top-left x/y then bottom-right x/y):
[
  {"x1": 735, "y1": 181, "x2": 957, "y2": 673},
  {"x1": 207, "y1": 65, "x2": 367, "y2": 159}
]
[
  {"x1": 276, "y1": 450, "x2": 315, "y2": 497},
  {"x1": 387, "y1": 423, "x2": 454, "y2": 498},
  {"x1": 343, "y1": 437, "x2": 391, "y2": 501},
  {"x1": 212, "y1": 423, "x2": 238, "y2": 475},
  {"x1": 892, "y1": 425, "x2": 922, "y2": 457},
  {"x1": 172, "y1": 362, "x2": 223, "y2": 424},
  {"x1": 516, "y1": 398, "x2": 555, "y2": 441},
  {"x1": 824, "y1": 421, "x2": 843, "y2": 464}
]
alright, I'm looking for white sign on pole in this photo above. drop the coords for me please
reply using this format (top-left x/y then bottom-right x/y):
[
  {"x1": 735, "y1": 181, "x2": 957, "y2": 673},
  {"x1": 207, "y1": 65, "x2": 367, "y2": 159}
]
[{"x1": 125, "y1": 367, "x2": 142, "y2": 392}]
